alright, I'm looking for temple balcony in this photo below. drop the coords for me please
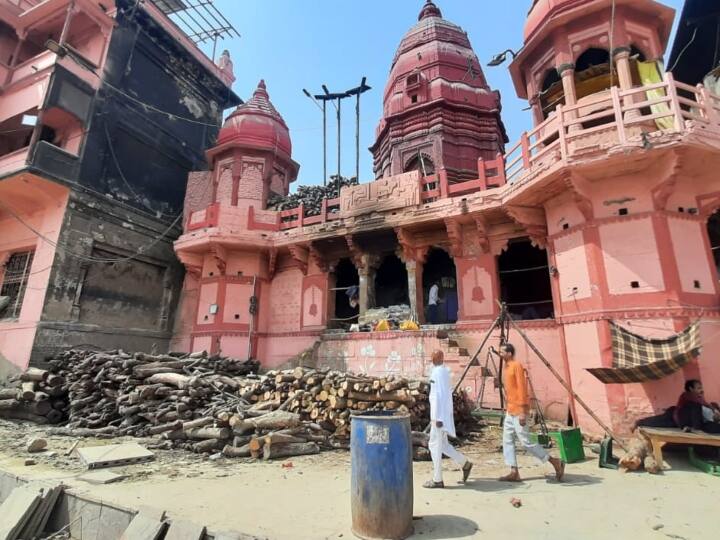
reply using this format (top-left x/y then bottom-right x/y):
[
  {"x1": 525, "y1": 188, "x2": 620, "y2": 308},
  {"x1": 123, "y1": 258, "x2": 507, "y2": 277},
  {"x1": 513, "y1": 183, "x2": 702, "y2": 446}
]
[{"x1": 214, "y1": 74, "x2": 720, "y2": 243}]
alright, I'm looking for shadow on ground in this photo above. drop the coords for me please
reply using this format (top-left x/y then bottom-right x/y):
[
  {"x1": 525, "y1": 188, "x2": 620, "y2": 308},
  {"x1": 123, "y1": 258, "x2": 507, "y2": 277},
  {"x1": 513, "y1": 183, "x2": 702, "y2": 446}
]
[{"x1": 410, "y1": 514, "x2": 480, "y2": 539}]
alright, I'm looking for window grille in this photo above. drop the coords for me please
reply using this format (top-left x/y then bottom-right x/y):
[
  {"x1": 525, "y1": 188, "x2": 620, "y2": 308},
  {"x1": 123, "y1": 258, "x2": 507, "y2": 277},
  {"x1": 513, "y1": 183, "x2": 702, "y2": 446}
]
[{"x1": 0, "y1": 251, "x2": 34, "y2": 319}]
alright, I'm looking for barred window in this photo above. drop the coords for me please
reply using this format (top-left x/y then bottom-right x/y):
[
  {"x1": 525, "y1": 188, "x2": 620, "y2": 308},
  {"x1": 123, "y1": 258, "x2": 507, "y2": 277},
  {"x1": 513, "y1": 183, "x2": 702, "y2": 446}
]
[{"x1": 0, "y1": 251, "x2": 34, "y2": 319}]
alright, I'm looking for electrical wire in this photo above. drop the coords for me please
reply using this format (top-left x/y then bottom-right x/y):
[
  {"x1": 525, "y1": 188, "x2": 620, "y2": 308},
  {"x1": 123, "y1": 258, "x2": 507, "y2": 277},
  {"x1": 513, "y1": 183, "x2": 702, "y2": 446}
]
[
  {"x1": 0, "y1": 198, "x2": 182, "y2": 264},
  {"x1": 103, "y1": 121, "x2": 180, "y2": 221},
  {"x1": 668, "y1": 28, "x2": 698, "y2": 73}
]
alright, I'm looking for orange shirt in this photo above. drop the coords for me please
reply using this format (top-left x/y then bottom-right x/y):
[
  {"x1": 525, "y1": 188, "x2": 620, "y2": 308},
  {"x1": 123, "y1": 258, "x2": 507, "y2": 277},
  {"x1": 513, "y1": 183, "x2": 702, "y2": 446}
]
[{"x1": 503, "y1": 360, "x2": 530, "y2": 416}]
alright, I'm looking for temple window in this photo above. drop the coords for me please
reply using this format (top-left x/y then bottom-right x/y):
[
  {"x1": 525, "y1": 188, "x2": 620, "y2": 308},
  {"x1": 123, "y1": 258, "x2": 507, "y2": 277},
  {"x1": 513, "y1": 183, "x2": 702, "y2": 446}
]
[
  {"x1": 422, "y1": 248, "x2": 458, "y2": 324},
  {"x1": 404, "y1": 153, "x2": 435, "y2": 176},
  {"x1": 0, "y1": 250, "x2": 35, "y2": 320},
  {"x1": 574, "y1": 47, "x2": 615, "y2": 101},
  {"x1": 540, "y1": 68, "x2": 563, "y2": 119},
  {"x1": 498, "y1": 238, "x2": 553, "y2": 320}
]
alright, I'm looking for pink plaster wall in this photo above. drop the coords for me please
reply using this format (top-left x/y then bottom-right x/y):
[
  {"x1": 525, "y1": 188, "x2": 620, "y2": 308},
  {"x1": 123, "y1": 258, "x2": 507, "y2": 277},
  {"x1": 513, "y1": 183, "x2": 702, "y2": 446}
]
[
  {"x1": 600, "y1": 218, "x2": 665, "y2": 294},
  {"x1": 562, "y1": 321, "x2": 611, "y2": 429},
  {"x1": 456, "y1": 255, "x2": 495, "y2": 320},
  {"x1": 593, "y1": 177, "x2": 654, "y2": 219},
  {"x1": 0, "y1": 177, "x2": 69, "y2": 369},
  {"x1": 302, "y1": 282, "x2": 324, "y2": 328},
  {"x1": 668, "y1": 218, "x2": 715, "y2": 294},
  {"x1": 196, "y1": 282, "x2": 218, "y2": 326},
  {"x1": 267, "y1": 268, "x2": 303, "y2": 333},
  {"x1": 553, "y1": 231, "x2": 592, "y2": 301},
  {"x1": 257, "y1": 335, "x2": 319, "y2": 369},
  {"x1": 223, "y1": 283, "x2": 252, "y2": 324},
  {"x1": 545, "y1": 191, "x2": 588, "y2": 235}
]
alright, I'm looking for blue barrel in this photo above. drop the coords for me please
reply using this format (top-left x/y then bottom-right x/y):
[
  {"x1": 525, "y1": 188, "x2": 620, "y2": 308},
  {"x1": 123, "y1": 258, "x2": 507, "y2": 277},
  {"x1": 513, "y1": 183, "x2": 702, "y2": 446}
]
[{"x1": 351, "y1": 411, "x2": 413, "y2": 540}]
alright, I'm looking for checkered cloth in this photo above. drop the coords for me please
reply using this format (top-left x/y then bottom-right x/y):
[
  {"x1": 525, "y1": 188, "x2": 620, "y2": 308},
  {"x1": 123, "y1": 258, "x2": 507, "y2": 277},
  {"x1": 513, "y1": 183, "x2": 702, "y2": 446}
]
[{"x1": 587, "y1": 321, "x2": 701, "y2": 384}]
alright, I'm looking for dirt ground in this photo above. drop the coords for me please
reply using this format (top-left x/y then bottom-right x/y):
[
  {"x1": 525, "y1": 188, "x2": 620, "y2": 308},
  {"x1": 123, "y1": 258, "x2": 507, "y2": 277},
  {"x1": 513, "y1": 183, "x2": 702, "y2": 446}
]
[{"x1": 0, "y1": 419, "x2": 718, "y2": 540}]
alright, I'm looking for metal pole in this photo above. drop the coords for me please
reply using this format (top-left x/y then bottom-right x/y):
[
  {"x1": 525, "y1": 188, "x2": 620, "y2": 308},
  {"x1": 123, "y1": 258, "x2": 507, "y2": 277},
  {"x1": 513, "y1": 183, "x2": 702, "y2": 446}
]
[
  {"x1": 355, "y1": 91, "x2": 360, "y2": 182},
  {"x1": 246, "y1": 275, "x2": 257, "y2": 361},
  {"x1": 499, "y1": 301, "x2": 628, "y2": 451},
  {"x1": 323, "y1": 100, "x2": 327, "y2": 187},
  {"x1": 337, "y1": 96, "x2": 342, "y2": 194}
]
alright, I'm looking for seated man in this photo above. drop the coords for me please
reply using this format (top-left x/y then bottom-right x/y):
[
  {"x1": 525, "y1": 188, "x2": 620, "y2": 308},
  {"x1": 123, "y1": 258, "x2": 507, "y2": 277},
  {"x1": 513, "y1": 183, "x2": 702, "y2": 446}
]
[{"x1": 674, "y1": 379, "x2": 720, "y2": 434}]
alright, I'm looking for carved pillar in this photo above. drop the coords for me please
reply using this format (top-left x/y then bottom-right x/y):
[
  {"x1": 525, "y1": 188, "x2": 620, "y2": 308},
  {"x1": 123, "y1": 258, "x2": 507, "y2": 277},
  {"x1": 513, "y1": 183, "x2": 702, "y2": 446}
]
[
  {"x1": 613, "y1": 47, "x2": 639, "y2": 120},
  {"x1": 403, "y1": 249, "x2": 428, "y2": 324},
  {"x1": 558, "y1": 64, "x2": 579, "y2": 133},
  {"x1": 358, "y1": 254, "x2": 379, "y2": 316}
]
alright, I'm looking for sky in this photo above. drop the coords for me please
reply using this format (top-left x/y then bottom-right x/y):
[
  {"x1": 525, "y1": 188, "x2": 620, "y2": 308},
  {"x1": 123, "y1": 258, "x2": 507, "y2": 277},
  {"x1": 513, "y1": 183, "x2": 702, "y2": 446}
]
[{"x1": 194, "y1": 0, "x2": 686, "y2": 188}]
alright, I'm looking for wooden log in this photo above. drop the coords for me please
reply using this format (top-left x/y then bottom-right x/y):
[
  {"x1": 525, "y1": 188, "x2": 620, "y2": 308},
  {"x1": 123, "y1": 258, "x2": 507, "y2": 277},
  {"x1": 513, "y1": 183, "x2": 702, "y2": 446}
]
[
  {"x1": 412, "y1": 431, "x2": 430, "y2": 448},
  {"x1": 20, "y1": 368, "x2": 48, "y2": 382},
  {"x1": 222, "y1": 444, "x2": 251, "y2": 458},
  {"x1": 45, "y1": 374, "x2": 65, "y2": 388},
  {"x1": 185, "y1": 427, "x2": 231, "y2": 440},
  {"x1": 264, "y1": 433, "x2": 307, "y2": 446},
  {"x1": 147, "y1": 420, "x2": 183, "y2": 435},
  {"x1": 249, "y1": 411, "x2": 301, "y2": 431},
  {"x1": 193, "y1": 438, "x2": 222, "y2": 453},
  {"x1": 20, "y1": 381, "x2": 35, "y2": 401},
  {"x1": 0, "y1": 388, "x2": 18, "y2": 400},
  {"x1": 182, "y1": 417, "x2": 214, "y2": 431},
  {"x1": 162, "y1": 430, "x2": 187, "y2": 441},
  {"x1": 263, "y1": 442, "x2": 319, "y2": 460},
  {"x1": 146, "y1": 373, "x2": 190, "y2": 389}
]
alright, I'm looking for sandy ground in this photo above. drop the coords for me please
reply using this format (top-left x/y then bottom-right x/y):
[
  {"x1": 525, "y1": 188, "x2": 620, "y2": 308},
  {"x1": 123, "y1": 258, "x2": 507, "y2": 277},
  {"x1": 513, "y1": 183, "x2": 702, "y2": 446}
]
[{"x1": 0, "y1": 419, "x2": 718, "y2": 540}]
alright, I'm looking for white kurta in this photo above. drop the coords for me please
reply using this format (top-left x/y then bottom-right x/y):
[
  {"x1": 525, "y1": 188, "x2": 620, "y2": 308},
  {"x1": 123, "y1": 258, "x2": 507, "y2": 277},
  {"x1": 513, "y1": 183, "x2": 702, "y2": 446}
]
[{"x1": 429, "y1": 364, "x2": 456, "y2": 438}]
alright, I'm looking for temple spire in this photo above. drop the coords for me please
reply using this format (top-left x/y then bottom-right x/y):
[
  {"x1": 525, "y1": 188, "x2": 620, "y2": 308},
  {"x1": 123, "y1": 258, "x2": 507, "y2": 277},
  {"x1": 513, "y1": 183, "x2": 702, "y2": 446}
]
[{"x1": 418, "y1": 0, "x2": 442, "y2": 21}]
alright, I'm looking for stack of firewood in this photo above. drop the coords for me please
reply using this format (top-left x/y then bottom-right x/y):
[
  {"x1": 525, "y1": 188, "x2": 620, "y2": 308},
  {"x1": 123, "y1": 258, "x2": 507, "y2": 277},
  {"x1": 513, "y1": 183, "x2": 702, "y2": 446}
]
[
  {"x1": 1, "y1": 349, "x2": 476, "y2": 460},
  {"x1": 267, "y1": 175, "x2": 358, "y2": 216},
  {"x1": 0, "y1": 368, "x2": 66, "y2": 425}
]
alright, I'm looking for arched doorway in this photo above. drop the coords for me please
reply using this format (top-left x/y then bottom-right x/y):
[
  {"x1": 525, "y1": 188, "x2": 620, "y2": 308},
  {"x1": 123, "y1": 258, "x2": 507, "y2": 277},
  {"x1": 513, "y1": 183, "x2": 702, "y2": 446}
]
[
  {"x1": 375, "y1": 254, "x2": 409, "y2": 308},
  {"x1": 332, "y1": 258, "x2": 359, "y2": 329},
  {"x1": 498, "y1": 238, "x2": 553, "y2": 320},
  {"x1": 422, "y1": 248, "x2": 458, "y2": 324}
]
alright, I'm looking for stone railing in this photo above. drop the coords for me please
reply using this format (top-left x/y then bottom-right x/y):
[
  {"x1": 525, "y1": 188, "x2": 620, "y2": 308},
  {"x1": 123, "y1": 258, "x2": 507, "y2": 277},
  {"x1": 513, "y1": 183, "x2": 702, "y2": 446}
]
[{"x1": 185, "y1": 74, "x2": 718, "y2": 235}]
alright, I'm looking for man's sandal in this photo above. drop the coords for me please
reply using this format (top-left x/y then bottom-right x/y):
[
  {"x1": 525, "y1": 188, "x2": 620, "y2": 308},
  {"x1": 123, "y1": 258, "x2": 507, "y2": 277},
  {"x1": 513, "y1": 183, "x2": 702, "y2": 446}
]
[{"x1": 422, "y1": 480, "x2": 445, "y2": 489}]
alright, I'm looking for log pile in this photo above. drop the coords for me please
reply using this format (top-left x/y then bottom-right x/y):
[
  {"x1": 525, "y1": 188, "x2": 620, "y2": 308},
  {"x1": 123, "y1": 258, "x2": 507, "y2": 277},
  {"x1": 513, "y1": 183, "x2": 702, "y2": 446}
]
[
  {"x1": 267, "y1": 175, "x2": 358, "y2": 216},
  {"x1": 0, "y1": 367, "x2": 66, "y2": 425},
  {"x1": 1, "y1": 349, "x2": 477, "y2": 461}
]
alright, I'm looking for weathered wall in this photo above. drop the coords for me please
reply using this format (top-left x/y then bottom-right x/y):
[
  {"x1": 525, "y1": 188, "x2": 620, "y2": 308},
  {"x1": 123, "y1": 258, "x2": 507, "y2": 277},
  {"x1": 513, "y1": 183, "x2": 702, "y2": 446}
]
[{"x1": 31, "y1": 190, "x2": 183, "y2": 365}]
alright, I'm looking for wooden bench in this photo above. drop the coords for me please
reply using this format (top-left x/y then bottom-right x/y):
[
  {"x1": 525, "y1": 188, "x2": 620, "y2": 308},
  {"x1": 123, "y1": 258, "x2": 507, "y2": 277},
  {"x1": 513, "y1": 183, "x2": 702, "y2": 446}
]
[{"x1": 638, "y1": 427, "x2": 720, "y2": 467}]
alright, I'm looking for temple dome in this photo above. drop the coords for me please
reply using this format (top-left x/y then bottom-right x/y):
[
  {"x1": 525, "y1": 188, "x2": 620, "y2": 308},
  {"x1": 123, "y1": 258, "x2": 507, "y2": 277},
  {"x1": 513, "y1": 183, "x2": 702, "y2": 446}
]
[
  {"x1": 378, "y1": 0, "x2": 498, "y2": 128},
  {"x1": 216, "y1": 80, "x2": 292, "y2": 156}
]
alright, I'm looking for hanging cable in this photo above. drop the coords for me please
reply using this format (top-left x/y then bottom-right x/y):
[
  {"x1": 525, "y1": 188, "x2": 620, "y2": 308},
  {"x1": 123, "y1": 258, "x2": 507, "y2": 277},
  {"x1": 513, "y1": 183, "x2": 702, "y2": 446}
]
[
  {"x1": 0, "y1": 199, "x2": 182, "y2": 264},
  {"x1": 668, "y1": 28, "x2": 698, "y2": 73},
  {"x1": 103, "y1": 121, "x2": 180, "y2": 221}
]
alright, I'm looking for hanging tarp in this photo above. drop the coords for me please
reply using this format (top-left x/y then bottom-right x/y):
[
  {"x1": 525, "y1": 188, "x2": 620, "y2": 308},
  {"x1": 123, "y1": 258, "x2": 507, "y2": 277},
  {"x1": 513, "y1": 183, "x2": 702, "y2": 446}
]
[
  {"x1": 587, "y1": 321, "x2": 701, "y2": 384},
  {"x1": 637, "y1": 60, "x2": 675, "y2": 131}
]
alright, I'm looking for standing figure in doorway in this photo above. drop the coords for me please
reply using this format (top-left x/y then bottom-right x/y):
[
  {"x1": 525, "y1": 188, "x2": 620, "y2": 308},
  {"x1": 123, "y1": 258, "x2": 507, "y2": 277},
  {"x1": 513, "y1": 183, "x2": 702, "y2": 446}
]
[
  {"x1": 498, "y1": 342, "x2": 565, "y2": 482},
  {"x1": 428, "y1": 280, "x2": 440, "y2": 324},
  {"x1": 424, "y1": 350, "x2": 473, "y2": 488}
]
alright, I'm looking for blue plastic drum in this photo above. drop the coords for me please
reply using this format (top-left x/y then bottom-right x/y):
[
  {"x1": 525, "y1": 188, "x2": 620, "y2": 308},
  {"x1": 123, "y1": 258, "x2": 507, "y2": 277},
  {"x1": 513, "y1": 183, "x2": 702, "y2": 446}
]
[{"x1": 350, "y1": 411, "x2": 413, "y2": 540}]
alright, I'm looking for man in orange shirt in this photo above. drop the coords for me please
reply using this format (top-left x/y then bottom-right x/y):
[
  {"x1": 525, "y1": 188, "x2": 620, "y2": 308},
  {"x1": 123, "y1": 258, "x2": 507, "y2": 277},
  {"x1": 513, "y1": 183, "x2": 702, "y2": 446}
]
[{"x1": 499, "y1": 342, "x2": 565, "y2": 482}]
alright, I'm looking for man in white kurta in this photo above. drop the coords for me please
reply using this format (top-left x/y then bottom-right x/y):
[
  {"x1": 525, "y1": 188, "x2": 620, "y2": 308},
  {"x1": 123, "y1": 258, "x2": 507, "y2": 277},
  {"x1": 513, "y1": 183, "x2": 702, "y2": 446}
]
[{"x1": 424, "y1": 350, "x2": 473, "y2": 488}]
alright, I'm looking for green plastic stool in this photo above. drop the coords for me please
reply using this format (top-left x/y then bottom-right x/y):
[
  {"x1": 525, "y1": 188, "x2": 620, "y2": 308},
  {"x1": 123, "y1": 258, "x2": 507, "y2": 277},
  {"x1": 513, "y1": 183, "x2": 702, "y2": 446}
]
[
  {"x1": 688, "y1": 447, "x2": 720, "y2": 476},
  {"x1": 548, "y1": 428, "x2": 586, "y2": 463},
  {"x1": 598, "y1": 437, "x2": 619, "y2": 470}
]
